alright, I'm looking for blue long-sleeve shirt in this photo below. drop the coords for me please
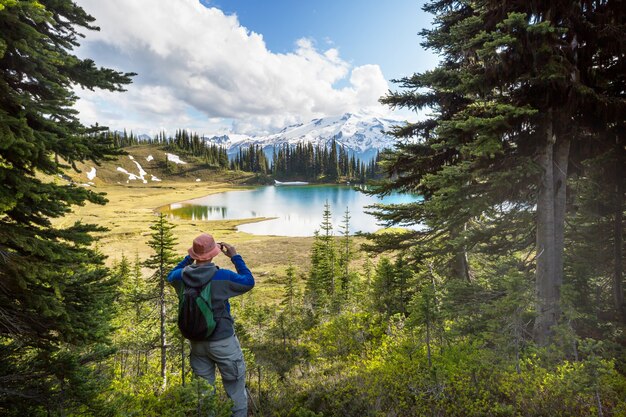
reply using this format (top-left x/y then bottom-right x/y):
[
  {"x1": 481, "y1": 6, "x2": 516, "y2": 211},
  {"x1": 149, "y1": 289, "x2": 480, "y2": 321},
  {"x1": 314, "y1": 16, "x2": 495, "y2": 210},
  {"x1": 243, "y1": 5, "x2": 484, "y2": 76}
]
[{"x1": 168, "y1": 254, "x2": 254, "y2": 341}]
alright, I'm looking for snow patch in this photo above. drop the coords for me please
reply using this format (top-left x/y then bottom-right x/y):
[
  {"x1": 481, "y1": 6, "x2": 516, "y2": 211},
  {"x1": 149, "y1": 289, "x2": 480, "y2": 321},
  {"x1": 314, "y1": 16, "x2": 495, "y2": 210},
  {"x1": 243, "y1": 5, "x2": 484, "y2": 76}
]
[
  {"x1": 86, "y1": 167, "x2": 97, "y2": 181},
  {"x1": 166, "y1": 153, "x2": 186, "y2": 165},
  {"x1": 131, "y1": 160, "x2": 148, "y2": 183},
  {"x1": 118, "y1": 160, "x2": 160, "y2": 183},
  {"x1": 117, "y1": 167, "x2": 140, "y2": 181},
  {"x1": 117, "y1": 154, "x2": 172, "y2": 183}
]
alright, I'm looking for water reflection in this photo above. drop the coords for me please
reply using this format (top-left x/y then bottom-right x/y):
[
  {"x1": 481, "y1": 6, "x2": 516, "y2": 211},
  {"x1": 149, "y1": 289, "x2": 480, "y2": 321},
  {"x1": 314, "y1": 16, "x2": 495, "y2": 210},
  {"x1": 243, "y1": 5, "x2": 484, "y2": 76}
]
[
  {"x1": 164, "y1": 204, "x2": 229, "y2": 221},
  {"x1": 159, "y1": 185, "x2": 419, "y2": 236}
]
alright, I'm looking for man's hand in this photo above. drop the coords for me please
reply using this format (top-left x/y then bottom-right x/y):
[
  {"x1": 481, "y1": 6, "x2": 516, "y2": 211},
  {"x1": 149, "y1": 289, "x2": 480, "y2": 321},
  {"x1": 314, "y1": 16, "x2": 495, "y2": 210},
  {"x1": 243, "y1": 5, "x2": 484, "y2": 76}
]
[{"x1": 219, "y1": 242, "x2": 237, "y2": 258}]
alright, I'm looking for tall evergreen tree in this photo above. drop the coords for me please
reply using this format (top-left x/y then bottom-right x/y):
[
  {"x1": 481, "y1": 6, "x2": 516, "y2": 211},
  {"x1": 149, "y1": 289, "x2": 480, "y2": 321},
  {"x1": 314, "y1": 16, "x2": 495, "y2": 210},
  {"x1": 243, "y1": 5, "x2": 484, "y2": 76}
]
[
  {"x1": 338, "y1": 207, "x2": 356, "y2": 306},
  {"x1": 327, "y1": 139, "x2": 339, "y2": 181},
  {"x1": 371, "y1": 0, "x2": 625, "y2": 345},
  {"x1": 305, "y1": 202, "x2": 338, "y2": 314},
  {"x1": 0, "y1": 0, "x2": 133, "y2": 413},
  {"x1": 144, "y1": 213, "x2": 178, "y2": 390},
  {"x1": 319, "y1": 200, "x2": 336, "y2": 300}
]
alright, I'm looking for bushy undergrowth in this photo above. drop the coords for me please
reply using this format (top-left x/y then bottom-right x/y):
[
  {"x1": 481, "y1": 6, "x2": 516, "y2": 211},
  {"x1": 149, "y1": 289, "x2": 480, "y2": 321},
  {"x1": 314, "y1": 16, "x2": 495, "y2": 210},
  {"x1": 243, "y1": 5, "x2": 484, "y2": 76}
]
[
  {"x1": 104, "y1": 374, "x2": 232, "y2": 417},
  {"x1": 249, "y1": 313, "x2": 626, "y2": 417}
]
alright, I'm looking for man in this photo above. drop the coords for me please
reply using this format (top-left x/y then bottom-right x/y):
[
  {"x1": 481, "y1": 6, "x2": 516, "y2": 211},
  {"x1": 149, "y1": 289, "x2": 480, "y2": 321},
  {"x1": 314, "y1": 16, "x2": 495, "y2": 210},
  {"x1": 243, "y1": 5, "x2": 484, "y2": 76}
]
[{"x1": 167, "y1": 233, "x2": 254, "y2": 417}]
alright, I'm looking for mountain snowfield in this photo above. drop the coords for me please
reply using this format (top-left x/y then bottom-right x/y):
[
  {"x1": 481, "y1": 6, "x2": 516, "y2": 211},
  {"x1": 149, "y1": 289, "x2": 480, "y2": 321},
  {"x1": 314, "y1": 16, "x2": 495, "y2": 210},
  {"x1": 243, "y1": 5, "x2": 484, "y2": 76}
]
[{"x1": 205, "y1": 112, "x2": 404, "y2": 160}]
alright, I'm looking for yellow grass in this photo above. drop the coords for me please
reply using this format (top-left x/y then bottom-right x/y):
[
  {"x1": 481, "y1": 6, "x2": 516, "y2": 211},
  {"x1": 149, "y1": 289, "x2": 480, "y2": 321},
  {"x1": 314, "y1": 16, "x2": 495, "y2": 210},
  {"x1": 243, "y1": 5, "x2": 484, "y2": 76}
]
[{"x1": 53, "y1": 180, "x2": 318, "y2": 303}]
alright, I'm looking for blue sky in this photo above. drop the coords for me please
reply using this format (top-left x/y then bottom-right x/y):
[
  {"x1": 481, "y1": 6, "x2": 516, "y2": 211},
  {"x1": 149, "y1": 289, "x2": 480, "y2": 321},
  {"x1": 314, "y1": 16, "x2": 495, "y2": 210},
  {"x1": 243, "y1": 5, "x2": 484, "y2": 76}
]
[
  {"x1": 74, "y1": 0, "x2": 438, "y2": 135},
  {"x1": 206, "y1": 0, "x2": 438, "y2": 81}
]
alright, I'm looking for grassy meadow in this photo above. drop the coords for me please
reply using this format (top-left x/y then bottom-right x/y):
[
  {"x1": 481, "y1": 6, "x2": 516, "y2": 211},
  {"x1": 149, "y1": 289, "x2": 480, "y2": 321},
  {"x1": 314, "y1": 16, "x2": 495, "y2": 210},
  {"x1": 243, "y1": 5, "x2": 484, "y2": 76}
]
[
  {"x1": 54, "y1": 179, "x2": 317, "y2": 304},
  {"x1": 52, "y1": 145, "x2": 379, "y2": 304}
]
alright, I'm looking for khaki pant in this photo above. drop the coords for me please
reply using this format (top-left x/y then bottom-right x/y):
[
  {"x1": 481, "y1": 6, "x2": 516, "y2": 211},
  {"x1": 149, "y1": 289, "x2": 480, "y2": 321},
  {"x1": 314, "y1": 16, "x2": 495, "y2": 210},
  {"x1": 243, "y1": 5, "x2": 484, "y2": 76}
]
[{"x1": 190, "y1": 335, "x2": 247, "y2": 417}]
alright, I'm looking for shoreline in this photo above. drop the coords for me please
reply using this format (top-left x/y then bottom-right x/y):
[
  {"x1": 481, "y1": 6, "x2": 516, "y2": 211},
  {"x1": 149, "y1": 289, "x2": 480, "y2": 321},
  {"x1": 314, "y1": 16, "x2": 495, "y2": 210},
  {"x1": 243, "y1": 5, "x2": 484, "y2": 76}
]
[{"x1": 53, "y1": 181, "x2": 316, "y2": 303}]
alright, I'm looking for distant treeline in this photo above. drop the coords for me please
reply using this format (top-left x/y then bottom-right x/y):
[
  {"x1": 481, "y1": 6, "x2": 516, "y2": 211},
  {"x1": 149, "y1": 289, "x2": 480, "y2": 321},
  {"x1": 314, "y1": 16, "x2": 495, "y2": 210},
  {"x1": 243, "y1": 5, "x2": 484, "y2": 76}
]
[
  {"x1": 232, "y1": 139, "x2": 382, "y2": 182},
  {"x1": 108, "y1": 129, "x2": 382, "y2": 182}
]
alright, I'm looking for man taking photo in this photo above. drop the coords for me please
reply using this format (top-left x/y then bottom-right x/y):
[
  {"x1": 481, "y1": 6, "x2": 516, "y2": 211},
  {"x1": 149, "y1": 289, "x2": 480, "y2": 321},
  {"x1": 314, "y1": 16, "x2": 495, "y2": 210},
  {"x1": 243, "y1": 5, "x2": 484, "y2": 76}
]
[{"x1": 167, "y1": 233, "x2": 254, "y2": 417}]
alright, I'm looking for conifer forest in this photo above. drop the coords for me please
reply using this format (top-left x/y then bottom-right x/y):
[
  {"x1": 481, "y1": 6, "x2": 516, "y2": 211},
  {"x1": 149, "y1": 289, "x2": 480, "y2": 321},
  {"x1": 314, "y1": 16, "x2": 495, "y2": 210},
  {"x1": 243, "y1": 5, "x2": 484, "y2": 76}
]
[{"x1": 0, "y1": 1, "x2": 625, "y2": 416}]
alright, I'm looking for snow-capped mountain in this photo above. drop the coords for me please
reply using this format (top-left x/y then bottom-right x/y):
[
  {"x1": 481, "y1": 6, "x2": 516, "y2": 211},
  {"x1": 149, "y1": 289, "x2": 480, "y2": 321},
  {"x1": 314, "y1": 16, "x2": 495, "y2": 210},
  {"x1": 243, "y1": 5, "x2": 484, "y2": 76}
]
[{"x1": 204, "y1": 113, "x2": 403, "y2": 160}]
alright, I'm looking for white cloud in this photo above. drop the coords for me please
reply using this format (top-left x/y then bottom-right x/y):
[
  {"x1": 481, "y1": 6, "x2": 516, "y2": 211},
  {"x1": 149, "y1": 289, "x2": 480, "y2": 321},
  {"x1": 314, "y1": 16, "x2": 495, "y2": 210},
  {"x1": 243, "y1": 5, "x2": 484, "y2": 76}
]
[{"x1": 73, "y1": 0, "x2": 392, "y2": 134}]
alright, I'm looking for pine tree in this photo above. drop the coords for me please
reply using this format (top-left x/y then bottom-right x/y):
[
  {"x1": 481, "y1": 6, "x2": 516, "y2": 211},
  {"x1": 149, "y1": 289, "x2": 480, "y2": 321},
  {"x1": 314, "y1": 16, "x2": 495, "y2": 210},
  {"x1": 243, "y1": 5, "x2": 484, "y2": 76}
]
[
  {"x1": 111, "y1": 254, "x2": 133, "y2": 378},
  {"x1": 319, "y1": 200, "x2": 336, "y2": 299},
  {"x1": 370, "y1": 257, "x2": 396, "y2": 316},
  {"x1": 393, "y1": 254, "x2": 413, "y2": 316},
  {"x1": 0, "y1": 1, "x2": 133, "y2": 413},
  {"x1": 327, "y1": 139, "x2": 339, "y2": 181},
  {"x1": 305, "y1": 202, "x2": 338, "y2": 314},
  {"x1": 338, "y1": 207, "x2": 356, "y2": 307},
  {"x1": 112, "y1": 251, "x2": 154, "y2": 383},
  {"x1": 372, "y1": 0, "x2": 626, "y2": 345},
  {"x1": 144, "y1": 213, "x2": 178, "y2": 390},
  {"x1": 282, "y1": 264, "x2": 299, "y2": 315},
  {"x1": 305, "y1": 231, "x2": 327, "y2": 313}
]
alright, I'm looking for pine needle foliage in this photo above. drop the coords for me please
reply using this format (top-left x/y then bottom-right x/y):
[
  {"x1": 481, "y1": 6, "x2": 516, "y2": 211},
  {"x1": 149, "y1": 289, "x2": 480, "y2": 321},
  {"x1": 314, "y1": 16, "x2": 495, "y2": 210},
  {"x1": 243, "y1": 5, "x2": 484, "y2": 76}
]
[{"x1": 0, "y1": 0, "x2": 133, "y2": 413}]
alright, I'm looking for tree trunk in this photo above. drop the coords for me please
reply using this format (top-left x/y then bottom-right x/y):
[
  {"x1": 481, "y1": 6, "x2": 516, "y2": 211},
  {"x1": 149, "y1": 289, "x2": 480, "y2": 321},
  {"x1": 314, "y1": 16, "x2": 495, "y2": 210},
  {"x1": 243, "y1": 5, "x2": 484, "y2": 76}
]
[
  {"x1": 451, "y1": 224, "x2": 471, "y2": 282},
  {"x1": 534, "y1": 114, "x2": 567, "y2": 345},
  {"x1": 553, "y1": 135, "x2": 570, "y2": 289},
  {"x1": 453, "y1": 251, "x2": 470, "y2": 282},
  {"x1": 160, "y1": 266, "x2": 167, "y2": 390},
  {"x1": 614, "y1": 135, "x2": 625, "y2": 321},
  {"x1": 425, "y1": 295, "x2": 432, "y2": 368}
]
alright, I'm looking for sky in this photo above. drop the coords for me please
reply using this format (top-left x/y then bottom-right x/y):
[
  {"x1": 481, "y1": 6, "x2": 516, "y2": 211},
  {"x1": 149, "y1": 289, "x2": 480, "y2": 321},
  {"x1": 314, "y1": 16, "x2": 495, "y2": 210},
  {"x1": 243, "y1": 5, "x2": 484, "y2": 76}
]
[{"x1": 73, "y1": 0, "x2": 438, "y2": 136}]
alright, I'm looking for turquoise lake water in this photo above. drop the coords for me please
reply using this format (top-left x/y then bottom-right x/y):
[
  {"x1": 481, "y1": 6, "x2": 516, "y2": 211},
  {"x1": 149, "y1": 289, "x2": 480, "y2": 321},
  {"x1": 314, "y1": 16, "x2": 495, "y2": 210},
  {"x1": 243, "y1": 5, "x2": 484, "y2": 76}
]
[{"x1": 160, "y1": 185, "x2": 419, "y2": 236}]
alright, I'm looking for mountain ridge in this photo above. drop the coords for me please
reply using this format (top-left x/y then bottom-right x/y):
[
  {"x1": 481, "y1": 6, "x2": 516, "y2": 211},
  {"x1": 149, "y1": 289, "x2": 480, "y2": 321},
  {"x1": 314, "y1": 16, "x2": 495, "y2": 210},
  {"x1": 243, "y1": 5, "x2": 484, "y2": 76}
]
[{"x1": 203, "y1": 112, "x2": 403, "y2": 160}]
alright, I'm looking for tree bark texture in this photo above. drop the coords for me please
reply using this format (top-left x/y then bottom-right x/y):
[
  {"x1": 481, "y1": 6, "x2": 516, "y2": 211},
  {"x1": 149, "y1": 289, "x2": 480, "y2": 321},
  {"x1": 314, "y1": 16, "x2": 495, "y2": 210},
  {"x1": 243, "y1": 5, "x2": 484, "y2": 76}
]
[{"x1": 534, "y1": 114, "x2": 569, "y2": 345}]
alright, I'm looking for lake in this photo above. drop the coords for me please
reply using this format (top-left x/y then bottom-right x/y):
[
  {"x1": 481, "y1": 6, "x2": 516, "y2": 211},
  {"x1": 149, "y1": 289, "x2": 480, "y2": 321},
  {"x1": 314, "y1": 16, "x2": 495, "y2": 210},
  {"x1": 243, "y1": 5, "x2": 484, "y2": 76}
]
[{"x1": 159, "y1": 185, "x2": 419, "y2": 236}]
